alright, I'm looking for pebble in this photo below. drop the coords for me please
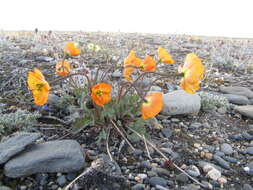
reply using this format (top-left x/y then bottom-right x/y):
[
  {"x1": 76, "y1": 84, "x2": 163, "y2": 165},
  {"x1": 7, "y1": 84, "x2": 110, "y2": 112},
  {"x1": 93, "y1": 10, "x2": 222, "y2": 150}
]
[
  {"x1": 155, "y1": 185, "x2": 170, "y2": 190},
  {"x1": 242, "y1": 132, "x2": 253, "y2": 140},
  {"x1": 213, "y1": 155, "x2": 231, "y2": 169},
  {"x1": 152, "y1": 168, "x2": 171, "y2": 177},
  {"x1": 140, "y1": 160, "x2": 152, "y2": 169},
  {"x1": 35, "y1": 56, "x2": 54, "y2": 62},
  {"x1": 56, "y1": 175, "x2": 67, "y2": 187},
  {"x1": 189, "y1": 122, "x2": 202, "y2": 130},
  {"x1": 246, "y1": 147, "x2": 253, "y2": 155},
  {"x1": 220, "y1": 143, "x2": 233, "y2": 155},
  {"x1": 161, "y1": 128, "x2": 172, "y2": 138},
  {"x1": 131, "y1": 184, "x2": 145, "y2": 190},
  {"x1": 222, "y1": 156, "x2": 238, "y2": 163},
  {"x1": 66, "y1": 173, "x2": 76, "y2": 181},
  {"x1": 206, "y1": 167, "x2": 221, "y2": 181},
  {"x1": 175, "y1": 173, "x2": 189, "y2": 183},
  {"x1": 186, "y1": 165, "x2": 200, "y2": 177},
  {"x1": 35, "y1": 173, "x2": 48, "y2": 186},
  {"x1": 149, "y1": 177, "x2": 168, "y2": 187}
]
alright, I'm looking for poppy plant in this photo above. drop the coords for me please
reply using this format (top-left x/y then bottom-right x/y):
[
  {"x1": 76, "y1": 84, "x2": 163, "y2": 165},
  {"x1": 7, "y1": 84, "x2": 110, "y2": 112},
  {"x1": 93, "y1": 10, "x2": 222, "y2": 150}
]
[
  {"x1": 178, "y1": 53, "x2": 205, "y2": 94},
  {"x1": 27, "y1": 68, "x2": 50, "y2": 106},
  {"x1": 141, "y1": 92, "x2": 163, "y2": 120},
  {"x1": 91, "y1": 83, "x2": 112, "y2": 106},
  {"x1": 158, "y1": 47, "x2": 174, "y2": 64},
  {"x1": 140, "y1": 56, "x2": 156, "y2": 72},
  {"x1": 123, "y1": 50, "x2": 142, "y2": 81},
  {"x1": 64, "y1": 42, "x2": 81, "y2": 56},
  {"x1": 56, "y1": 60, "x2": 71, "y2": 77}
]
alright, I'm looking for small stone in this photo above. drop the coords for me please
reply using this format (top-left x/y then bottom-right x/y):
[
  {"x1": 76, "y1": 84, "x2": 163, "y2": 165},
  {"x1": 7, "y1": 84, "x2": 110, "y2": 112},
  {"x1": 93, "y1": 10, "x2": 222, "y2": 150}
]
[
  {"x1": 149, "y1": 176, "x2": 167, "y2": 187},
  {"x1": 246, "y1": 147, "x2": 253, "y2": 155},
  {"x1": 111, "y1": 70, "x2": 122, "y2": 78},
  {"x1": 176, "y1": 173, "x2": 189, "y2": 183},
  {"x1": 57, "y1": 175, "x2": 67, "y2": 187},
  {"x1": 66, "y1": 173, "x2": 77, "y2": 181},
  {"x1": 161, "y1": 128, "x2": 172, "y2": 138},
  {"x1": 218, "y1": 177, "x2": 227, "y2": 187},
  {"x1": 206, "y1": 168, "x2": 221, "y2": 180},
  {"x1": 140, "y1": 160, "x2": 152, "y2": 169},
  {"x1": 155, "y1": 185, "x2": 170, "y2": 190},
  {"x1": 152, "y1": 167, "x2": 170, "y2": 177},
  {"x1": 186, "y1": 165, "x2": 200, "y2": 177},
  {"x1": 213, "y1": 155, "x2": 230, "y2": 169},
  {"x1": 220, "y1": 143, "x2": 233, "y2": 155},
  {"x1": 222, "y1": 156, "x2": 237, "y2": 163},
  {"x1": 189, "y1": 122, "x2": 202, "y2": 130},
  {"x1": 242, "y1": 132, "x2": 253, "y2": 140},
  {"x1": 36, "y1": 173, "x2": 48, "y2": 186},
  {"x1": 35, "y1": 56, "x2": 54, "y2": 62},
  {"x1": 131, "y1": 184, "x2": 145, "y2": 190}
]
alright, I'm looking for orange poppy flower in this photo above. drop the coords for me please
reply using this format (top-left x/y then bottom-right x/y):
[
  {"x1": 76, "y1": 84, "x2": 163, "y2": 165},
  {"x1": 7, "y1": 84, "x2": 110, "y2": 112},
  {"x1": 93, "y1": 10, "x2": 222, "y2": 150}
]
[
  {"x1": 157, "y1": 47, "x2": 174, "y2": 64},
  {"x1": 179, "y1": 53, "x2": 205, "y2": 94},
  {"x1": 56, "y1": 60, "x2": 71, "y2": 77},
  {"x1": 123, "y1": 50, "x2": 142, "y2": 81},
  {"x1": 91, "y1": 83, "x2": 112, "y2": 106},
  {"x1": 27, "y1": 68, "x2": 50, "y2": 106},
  {"x1": 64, "y1": 42, "x2": 81, "y2": 56},
  {"x1": 140, "y1": 56, "x2": 156, "y2": 72},
  {"x1": 141, "y1": 92, "x2": 163, "y2": 120}
]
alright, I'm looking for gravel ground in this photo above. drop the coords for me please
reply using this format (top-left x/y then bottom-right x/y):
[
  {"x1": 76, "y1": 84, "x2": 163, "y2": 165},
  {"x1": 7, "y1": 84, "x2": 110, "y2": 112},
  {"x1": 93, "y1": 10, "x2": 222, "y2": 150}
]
[{"x1": 0, "y1": 31, "x2": 253, "y2": 190}]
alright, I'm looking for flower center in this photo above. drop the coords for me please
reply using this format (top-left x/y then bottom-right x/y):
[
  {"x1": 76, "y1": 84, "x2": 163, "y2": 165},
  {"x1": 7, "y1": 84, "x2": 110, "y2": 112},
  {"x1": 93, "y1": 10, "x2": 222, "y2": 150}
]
[
  {"x1": 96, "y1": 89, "x2": 103, "y2": 96},
  {"x1": 143, "y1": 97, "x2": 151, "y2": 106},
  {"x1": 36, "y1": 83, "x2": 45, "y2": 91}
]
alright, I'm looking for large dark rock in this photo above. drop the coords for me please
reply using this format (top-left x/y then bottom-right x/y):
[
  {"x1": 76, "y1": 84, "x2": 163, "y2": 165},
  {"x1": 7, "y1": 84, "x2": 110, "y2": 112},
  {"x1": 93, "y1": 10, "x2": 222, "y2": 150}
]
[
  {"x1": 4, "y1": 140, "x2": 85, "y2": 178},
  {"x1": 0, "y1": 133, "x2": 42, "y2": 165}
]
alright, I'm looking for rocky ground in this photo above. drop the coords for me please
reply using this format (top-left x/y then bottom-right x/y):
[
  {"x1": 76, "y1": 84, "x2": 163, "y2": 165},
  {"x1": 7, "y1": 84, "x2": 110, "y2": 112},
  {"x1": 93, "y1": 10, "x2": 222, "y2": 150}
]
[{"x1": 0, "y1": 31, "x2": 253, "y2": 190}]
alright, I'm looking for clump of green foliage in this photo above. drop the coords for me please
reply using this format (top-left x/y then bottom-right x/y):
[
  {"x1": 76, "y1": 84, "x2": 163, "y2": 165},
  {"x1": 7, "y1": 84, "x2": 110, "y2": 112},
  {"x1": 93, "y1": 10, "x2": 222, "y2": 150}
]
[
  {"x1": 199, "y1": 91, "x2": 230, "y2": 111},
  {"x1": 0, "y1": 106, "x2": 41, "y2": 139}
]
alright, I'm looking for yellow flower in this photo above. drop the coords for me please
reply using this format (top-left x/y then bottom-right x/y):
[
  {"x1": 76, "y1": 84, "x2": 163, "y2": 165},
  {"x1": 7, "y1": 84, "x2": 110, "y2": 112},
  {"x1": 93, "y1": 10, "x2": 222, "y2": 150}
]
[
  {"x1": 140, "y1": 56, "x2": 156, "y2": 72},
  {"x1": 56, "y1": 60, "x2": 70, "y2": 77},
  {"x1": 179, "y1": 53, "x2": 205, "y2": 94},
  {"x1": 27, "y1": 68, "x2": 50, "y2": 106},
  {"x1": 158, "y1": 47, "x2": 174, "y2": 64},
  {"x1": 91, "y1": 83, "x2": 112, "y2": 106},
  {"x1": 123, "y1": 50, "x2": 142, "y2": 81},
  {"x1": 64, "y1": 42, "x2": 81, "y2": 56},
  {"x1": 141, "y1": 92, "x2": 163, "y2": 120}
]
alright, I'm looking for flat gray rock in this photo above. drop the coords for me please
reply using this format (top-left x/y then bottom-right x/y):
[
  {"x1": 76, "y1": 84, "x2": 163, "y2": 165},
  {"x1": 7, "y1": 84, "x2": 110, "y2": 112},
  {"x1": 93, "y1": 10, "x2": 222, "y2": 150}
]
[
  {"x1": 0, "y1": 186, "x2": 13, "y2": 190},
  {"x1": 220, "y1": 86, "x2": 253, "y2": 98},
  {"x1": 234, "y1": 105, "x2": 253, "y2": 119},
  {"x1": 0, "y1": 133, "x2": 42, "y2": 165},
  {"x1": 222, "y1": 94, "x2": 250, "y2": 105},
  {"x1": 161, "y1": 90, "x2": 201, "y2": 115},
  {"x1": 4, "y1": 140, "x2": 85, "y2": 178}
]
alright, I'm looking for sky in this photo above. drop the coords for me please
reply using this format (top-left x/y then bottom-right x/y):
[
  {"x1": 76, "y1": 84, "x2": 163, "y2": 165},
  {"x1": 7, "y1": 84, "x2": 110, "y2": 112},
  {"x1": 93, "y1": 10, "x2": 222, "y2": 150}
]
[{"x1": 0, "y1": 0, "x2": 253, "y2": 38}]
